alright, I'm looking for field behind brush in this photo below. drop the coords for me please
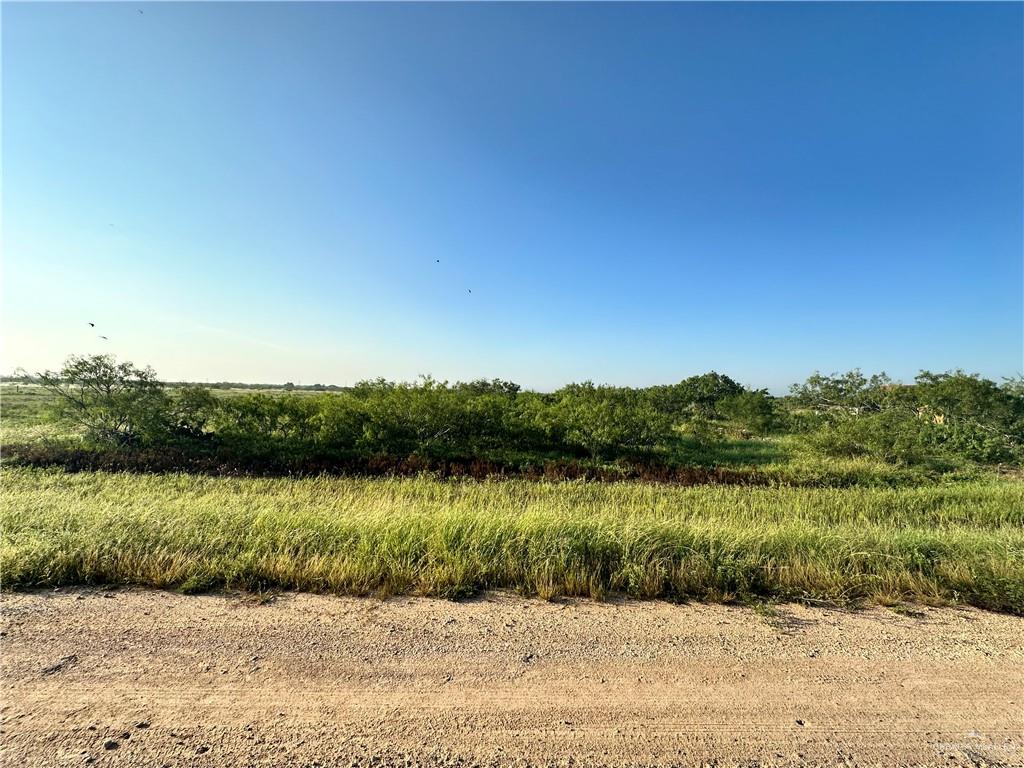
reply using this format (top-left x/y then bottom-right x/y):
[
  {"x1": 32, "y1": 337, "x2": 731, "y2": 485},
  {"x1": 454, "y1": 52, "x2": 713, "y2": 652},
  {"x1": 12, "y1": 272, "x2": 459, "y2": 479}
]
[{"x1": 3, "y1": 468, "x2": 1022, "y2": 612}]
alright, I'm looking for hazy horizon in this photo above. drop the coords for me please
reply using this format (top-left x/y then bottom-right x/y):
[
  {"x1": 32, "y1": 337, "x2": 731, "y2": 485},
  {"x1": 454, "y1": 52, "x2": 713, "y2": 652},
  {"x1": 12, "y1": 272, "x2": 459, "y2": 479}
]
[{"x1": 3, "y1": 2, "x2": 1022, "y2": 391}]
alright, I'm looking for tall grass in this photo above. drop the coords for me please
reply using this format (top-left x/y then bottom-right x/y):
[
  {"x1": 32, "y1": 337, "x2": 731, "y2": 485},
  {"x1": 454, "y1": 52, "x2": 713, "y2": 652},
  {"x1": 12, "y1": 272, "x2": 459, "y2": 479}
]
[{"x1": 2, "y1": 468, "x2": 1021, "y2": 612}]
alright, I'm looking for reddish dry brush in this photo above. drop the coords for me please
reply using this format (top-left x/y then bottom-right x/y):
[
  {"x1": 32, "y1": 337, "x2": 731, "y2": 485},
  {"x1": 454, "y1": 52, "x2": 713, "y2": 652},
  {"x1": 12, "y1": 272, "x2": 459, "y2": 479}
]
[{"x1": 2, "y1": 442, "x2": 773, "y2": 486}]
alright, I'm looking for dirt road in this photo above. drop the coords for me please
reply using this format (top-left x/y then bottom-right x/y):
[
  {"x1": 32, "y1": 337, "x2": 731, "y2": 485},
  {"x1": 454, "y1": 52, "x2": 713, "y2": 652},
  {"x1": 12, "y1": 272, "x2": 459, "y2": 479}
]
[{"x1": 2, "y1": 589, "x2": 1021, "y2": 767}]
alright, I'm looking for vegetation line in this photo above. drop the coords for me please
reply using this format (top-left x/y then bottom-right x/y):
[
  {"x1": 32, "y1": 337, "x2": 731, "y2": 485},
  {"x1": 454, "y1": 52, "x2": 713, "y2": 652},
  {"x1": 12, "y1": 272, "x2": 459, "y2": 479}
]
[
  {"x1": 4, "y1": 355, "x2": 1023, "y2": 484},
  {"x1": 3, "y1": 355, "x2": 1021, "y2": 612}
]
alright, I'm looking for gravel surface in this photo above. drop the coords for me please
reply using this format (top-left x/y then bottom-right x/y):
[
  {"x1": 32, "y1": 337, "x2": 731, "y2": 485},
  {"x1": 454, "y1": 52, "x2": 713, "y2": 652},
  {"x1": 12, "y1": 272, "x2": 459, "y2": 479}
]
[{"x1": 2, "y1": 589, "x2": 1021, "y2": 767}]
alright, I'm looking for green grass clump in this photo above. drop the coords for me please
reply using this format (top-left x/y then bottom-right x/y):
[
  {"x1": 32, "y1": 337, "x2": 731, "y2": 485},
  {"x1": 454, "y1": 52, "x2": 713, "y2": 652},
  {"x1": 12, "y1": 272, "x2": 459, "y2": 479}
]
[{"x1": 2, "y1": 468, "x2": 1021, "y2": 612}]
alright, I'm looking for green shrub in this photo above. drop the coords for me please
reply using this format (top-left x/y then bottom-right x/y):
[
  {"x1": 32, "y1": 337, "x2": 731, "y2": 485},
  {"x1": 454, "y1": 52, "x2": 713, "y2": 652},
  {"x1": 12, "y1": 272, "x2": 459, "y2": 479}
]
[
  {"x1": 719, "y1": 390, "x2": 779, "y2": 436},
  {"x1": 35, "y1": 355, "x2": 172, "y2": 447},
  {"x1": 649, "y1": 372, "x2": 744, "y2": 420},
  {"x1": 549, "y1": 384, "x2": 671, "y2": 459},
  {"x1": 805, "y1": 410, "x2": 939, "y2": 466}
]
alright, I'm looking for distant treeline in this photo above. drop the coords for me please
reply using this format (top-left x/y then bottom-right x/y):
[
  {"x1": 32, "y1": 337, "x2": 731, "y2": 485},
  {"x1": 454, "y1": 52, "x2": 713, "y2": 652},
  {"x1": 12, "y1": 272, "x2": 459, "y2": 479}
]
[
  {"x1": 6, "y1": 355, "x2": 1023, "y2": 477},
  {"x1": 2, "y1": 374, "x2": 345, "y2": 392}
]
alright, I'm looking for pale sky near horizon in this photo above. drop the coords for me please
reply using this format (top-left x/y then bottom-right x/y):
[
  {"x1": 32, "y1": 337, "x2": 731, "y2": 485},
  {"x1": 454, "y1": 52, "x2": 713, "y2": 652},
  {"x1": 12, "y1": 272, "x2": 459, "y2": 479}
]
[{"x1": 3, "y1": 2, "x2": 1022, "y2": 392}]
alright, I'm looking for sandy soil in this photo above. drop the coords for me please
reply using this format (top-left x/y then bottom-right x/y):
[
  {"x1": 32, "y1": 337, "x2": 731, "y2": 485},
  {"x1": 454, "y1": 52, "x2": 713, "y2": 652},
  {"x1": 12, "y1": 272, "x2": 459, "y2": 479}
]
[{"x1": 1, "y1": 589, "x2": 1021, "y2": 767}]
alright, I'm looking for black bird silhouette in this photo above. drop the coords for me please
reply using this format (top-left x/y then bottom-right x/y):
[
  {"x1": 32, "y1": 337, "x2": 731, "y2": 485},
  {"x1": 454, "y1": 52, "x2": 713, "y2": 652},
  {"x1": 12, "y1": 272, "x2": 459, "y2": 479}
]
[
  {"x1": 99, "y1": 335, "x2": 109, "y2": 341},
  {"x1": 467, "y1": 289, "x2": 472, "y2": 294},
  {"x1": 87, "y1": 322, "x2": 95, "y2": 327},
  {"x1": 435, "y1": 259, "x2": 440, "y2": 263}
]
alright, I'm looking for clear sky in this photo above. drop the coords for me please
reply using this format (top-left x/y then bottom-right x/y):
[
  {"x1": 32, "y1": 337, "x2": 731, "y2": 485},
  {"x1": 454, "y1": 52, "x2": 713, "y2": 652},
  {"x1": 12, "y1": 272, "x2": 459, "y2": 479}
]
[{"x1": 3, "y1": 2, "x2": 1021, "y2": 391}]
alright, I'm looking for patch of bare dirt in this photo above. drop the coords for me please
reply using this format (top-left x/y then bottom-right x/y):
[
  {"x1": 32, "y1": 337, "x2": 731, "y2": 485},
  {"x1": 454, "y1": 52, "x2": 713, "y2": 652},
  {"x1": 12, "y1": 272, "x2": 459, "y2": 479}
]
[{"x1": 1, "y1": 589, "x2": 1021, "y2": 767}]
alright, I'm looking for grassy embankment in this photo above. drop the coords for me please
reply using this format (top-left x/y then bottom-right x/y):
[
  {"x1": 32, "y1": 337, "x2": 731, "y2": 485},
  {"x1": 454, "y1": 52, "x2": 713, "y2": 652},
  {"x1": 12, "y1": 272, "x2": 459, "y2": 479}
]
[{"x1": 3, "y1": 467, "x2": 1021, "y2": 612}]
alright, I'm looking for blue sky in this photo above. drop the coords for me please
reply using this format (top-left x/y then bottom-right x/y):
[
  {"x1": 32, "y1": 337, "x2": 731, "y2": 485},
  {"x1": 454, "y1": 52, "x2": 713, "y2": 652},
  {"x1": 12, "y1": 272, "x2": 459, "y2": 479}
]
[{"x1": 3, "y1": 2, "x2": 1021, "y2": 391}]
